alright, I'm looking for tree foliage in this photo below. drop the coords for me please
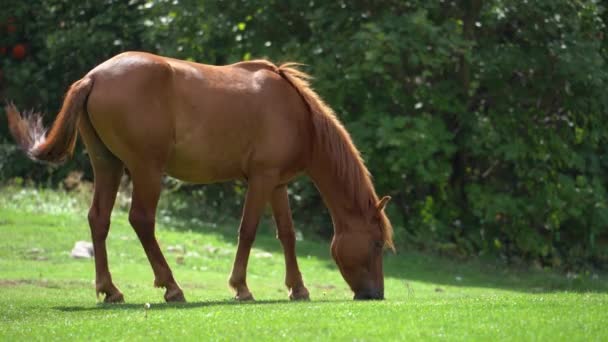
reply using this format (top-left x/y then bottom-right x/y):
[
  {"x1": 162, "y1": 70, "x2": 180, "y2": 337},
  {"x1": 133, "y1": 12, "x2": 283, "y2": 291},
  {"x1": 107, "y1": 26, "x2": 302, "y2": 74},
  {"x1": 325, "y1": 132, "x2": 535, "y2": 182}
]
[{"x1": 1, "y1": 0, "x2": 607, "y2": 269}]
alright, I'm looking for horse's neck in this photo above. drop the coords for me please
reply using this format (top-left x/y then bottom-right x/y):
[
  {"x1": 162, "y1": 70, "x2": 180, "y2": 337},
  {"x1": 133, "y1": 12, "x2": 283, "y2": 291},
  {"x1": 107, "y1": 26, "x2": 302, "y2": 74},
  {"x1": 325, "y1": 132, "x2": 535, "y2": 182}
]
[{"x1": 307, "y1": 155, "x2": 360, "y2": 234}]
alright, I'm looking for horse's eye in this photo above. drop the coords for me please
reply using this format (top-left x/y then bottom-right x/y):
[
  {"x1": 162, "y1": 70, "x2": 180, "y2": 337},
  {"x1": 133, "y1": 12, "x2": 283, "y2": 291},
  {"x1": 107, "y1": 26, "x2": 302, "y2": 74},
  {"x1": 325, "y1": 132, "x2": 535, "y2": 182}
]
[{"x1": 374, "y1": 241, "x2": 384, "y2": 250}]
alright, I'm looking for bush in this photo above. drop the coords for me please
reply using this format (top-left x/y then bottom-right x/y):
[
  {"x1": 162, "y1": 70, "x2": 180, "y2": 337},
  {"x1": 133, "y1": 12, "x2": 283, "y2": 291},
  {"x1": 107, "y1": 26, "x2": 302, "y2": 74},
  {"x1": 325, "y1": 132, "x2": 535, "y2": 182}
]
[{"x1": 1, "y1": 0, "x2": 607, "y2": 269}]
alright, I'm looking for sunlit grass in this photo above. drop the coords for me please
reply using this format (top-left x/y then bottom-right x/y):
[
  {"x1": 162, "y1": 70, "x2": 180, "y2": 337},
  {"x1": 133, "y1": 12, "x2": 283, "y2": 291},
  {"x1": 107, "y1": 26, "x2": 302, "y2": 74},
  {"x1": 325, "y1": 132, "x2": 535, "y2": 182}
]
[{"x1": 0, "y1": 186, "x2": 606, "y2": 341}]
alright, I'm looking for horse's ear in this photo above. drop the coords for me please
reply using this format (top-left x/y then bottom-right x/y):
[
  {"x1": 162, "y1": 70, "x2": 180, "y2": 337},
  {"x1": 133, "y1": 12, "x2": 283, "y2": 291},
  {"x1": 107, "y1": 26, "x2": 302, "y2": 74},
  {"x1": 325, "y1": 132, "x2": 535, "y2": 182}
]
[{"x1": 376, "y1": 196, "x2": 391, "y2": 212}]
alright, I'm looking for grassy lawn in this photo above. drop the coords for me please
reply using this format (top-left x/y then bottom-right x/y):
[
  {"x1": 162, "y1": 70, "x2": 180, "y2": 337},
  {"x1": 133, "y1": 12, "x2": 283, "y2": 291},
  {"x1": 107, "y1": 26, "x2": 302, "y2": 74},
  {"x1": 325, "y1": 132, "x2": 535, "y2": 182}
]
[{"x1": 0, "y1": 186, "x2": 606, "y2": 341}]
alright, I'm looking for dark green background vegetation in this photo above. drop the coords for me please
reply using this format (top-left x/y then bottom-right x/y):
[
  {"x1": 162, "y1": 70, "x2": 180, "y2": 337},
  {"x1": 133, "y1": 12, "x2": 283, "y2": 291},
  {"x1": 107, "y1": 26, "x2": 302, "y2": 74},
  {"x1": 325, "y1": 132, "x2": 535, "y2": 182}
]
[{"x1": 1, "y1": 0, "x2": 607, "y2": 270}]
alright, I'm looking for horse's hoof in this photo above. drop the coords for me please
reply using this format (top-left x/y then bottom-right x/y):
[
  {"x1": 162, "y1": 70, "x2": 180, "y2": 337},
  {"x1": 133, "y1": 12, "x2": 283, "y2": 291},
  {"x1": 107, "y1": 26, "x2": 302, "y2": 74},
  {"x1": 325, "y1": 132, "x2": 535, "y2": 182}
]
[
  {"x1": 165, "y1": 288, "x2": 186, "y2": 303},
  {"x1": 103, "y1": 292, "x2": 125, "y2": 303},
  {"x1": 289, "y1": 287, "x2": 310, "y2": 301},
  {"x1": 234, "y1": 291, "x2": 254, "y2": 301}
]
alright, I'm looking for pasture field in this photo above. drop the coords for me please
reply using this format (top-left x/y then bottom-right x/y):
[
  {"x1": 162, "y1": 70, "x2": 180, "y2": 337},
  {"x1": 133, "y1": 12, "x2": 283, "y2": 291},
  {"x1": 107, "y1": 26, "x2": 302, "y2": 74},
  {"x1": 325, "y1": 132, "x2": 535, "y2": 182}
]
[{"x1": 0, "y1": 186, "x2": 606, "y2": 341}]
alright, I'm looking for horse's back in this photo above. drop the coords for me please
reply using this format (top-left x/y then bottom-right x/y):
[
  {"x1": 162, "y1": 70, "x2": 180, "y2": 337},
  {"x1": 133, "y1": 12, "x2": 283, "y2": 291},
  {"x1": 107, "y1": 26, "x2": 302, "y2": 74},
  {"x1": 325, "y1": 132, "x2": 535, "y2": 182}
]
[
  {"x1": 84, "y1": 52, "x2": 312, "y2": 184},
  {"x1": 166, "y1": 58, "x2": 312, "y2": 183}
]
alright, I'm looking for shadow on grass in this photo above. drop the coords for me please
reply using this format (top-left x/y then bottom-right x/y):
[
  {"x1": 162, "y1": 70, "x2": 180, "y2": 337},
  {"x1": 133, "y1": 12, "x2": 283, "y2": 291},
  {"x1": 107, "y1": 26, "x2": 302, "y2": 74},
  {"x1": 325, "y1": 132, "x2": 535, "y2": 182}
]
[
  {"x1": 164, "y1": 214, "x2": 608, "y2": 295},
  {"x1": 53, "y1": 299, "x2": 343, "y2": 312}
]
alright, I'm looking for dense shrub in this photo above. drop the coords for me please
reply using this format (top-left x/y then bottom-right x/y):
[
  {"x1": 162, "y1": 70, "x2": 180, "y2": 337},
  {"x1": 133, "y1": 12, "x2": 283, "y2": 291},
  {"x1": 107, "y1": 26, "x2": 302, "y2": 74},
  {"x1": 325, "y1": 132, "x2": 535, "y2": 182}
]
[{"x1": 1, "y1": 0, "x2": 607, "y2": 269}]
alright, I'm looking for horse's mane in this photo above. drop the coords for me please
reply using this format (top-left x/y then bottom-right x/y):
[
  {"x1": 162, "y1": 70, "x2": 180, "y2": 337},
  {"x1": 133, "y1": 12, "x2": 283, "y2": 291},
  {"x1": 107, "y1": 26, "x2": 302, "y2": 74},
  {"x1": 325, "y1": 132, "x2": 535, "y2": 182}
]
[{"x1": 276, "y1": 63, "x2": 394, "y2": 250}]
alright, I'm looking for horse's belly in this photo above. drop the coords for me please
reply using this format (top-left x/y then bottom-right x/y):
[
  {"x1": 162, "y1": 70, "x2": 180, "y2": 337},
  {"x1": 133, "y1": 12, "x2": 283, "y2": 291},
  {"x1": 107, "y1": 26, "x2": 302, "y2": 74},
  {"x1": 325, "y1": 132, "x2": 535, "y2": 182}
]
[{"x1": 165, "y1": 153, "x2": 244, "y2": 184}]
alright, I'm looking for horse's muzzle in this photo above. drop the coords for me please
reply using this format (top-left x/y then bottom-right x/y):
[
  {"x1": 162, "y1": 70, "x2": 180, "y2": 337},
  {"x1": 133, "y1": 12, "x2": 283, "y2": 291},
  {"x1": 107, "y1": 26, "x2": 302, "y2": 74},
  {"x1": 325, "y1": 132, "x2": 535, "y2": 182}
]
[{"x1": 353, "y1": 288, "x2": 384, "y2": 300}]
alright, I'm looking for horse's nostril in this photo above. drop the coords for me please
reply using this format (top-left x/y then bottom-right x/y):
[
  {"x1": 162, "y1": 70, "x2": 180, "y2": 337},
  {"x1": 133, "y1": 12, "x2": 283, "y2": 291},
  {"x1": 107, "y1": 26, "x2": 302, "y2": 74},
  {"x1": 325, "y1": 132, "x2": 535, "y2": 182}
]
[
  {"x1": 354, "y1": 288, "x2": 384, "y2": 300},
  {"x1": 353, "y1": 292, "x2": 369, "y2": 300}
]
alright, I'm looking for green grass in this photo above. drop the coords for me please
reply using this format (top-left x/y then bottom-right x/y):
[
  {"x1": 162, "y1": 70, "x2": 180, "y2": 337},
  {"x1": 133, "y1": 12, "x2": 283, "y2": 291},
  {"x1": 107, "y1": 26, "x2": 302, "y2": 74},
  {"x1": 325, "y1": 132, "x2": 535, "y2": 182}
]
[{"x1": 0, "y1": 186, "x2": 606, "y2": 341}]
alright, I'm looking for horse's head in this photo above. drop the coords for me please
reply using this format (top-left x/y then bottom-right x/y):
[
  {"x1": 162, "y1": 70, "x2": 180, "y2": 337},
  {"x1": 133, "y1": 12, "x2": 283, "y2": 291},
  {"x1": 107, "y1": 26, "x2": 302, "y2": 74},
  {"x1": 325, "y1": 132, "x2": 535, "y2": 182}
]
[{"x1": 331, "y1": 196, "x2": 392, "y2": 300}]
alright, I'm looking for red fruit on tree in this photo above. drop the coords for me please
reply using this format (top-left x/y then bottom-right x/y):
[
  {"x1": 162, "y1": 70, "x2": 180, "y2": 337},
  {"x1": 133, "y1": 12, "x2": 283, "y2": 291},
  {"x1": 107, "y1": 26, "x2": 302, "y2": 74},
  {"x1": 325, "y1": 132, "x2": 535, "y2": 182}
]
[{"x1": 11, "y1": 44, "x2": 26, "y2": 60}]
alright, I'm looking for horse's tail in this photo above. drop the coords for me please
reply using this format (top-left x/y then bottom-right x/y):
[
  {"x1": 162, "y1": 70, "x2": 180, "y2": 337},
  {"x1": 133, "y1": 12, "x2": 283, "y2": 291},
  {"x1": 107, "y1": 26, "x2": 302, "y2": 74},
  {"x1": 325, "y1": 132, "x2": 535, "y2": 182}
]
[{"x1": 5, "y1": 76, "x2": 94, "y2": 164}]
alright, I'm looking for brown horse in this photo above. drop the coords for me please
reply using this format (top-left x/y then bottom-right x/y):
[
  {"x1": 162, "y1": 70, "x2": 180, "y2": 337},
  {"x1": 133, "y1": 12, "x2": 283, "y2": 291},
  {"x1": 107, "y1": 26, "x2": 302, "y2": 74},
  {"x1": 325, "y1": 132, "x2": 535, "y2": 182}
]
[{"x1": 6, "y1": 51, "x2": 393, "y2": 302}]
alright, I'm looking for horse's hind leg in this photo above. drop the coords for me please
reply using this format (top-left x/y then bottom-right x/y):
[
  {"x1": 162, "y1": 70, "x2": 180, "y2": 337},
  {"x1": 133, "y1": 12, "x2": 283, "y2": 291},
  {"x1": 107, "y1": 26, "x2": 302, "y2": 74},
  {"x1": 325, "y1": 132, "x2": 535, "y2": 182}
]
[
  {"x1": 80, "y1": 116, "x2": 124, "y2": 303},
  {"x1": 88, "y1": 161, "x2": 124, "y2": 303},
  {"x1": 271, "y1": 186, "x2": 310, "y2": 300},
  {"x1": 128, "y1": 168, "x2": 185, "y2": 302}
]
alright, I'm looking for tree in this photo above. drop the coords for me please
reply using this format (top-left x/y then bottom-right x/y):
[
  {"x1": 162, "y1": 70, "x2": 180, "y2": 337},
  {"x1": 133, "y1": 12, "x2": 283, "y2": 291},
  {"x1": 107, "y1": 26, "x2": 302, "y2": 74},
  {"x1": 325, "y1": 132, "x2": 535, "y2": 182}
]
[{"x1": 1, "y1": 0, "x2": 607, "y2": 268}]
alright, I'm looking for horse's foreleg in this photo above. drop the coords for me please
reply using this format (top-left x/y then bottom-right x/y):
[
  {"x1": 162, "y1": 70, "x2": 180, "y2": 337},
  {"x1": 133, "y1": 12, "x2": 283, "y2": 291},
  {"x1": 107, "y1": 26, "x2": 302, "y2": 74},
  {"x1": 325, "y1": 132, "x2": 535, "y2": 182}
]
[
  {"x1": 271, "y1": 186, "x2": 310, "y2": 300},
  {"x1": 88, "y1": 162, "x2": 124, "y2": 303},
  {"x1": 129, "y1": 169, "x2": 185, "y2": 302},
  {"x1": 229, "y1": 173, "x2": 277, "y2": 300}
]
